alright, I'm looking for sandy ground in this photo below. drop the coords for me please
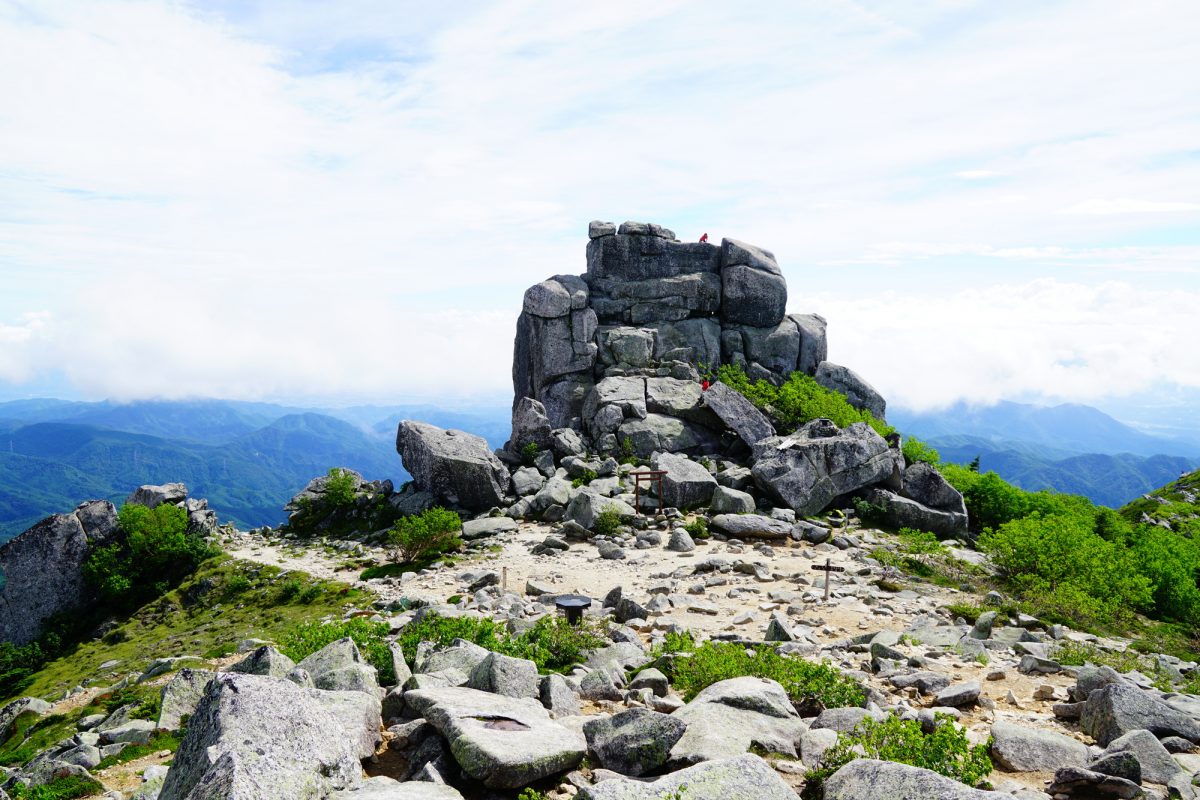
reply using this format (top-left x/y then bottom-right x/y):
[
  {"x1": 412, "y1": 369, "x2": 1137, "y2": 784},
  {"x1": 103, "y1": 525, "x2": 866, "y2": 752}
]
[{"x1": 220, "y1": 518, "x2": 1091, "y2": 797}]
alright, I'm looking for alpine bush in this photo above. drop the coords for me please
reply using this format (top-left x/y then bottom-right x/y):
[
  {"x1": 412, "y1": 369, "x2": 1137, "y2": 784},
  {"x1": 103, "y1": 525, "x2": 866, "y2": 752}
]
[
  {"x1": 323, "y1": 467, "x2": 358, "y2": 508},
  {"x1": 83, "y1": 502, "x2": 215, "y2": 609},
  {"x1": 802, "y1": 714, "x2": 992, "y2": 798},
  {"x1": 280, "y1": 617, "x2": 395, "y2": 685},
  {"x1": 396, "y1": 612, "x2": 609, "y2": 674},
  {"x1": 660, "y1": 640, "x2": 864, "y2": 712},
  {"x1": 386, "y1": 506, "x2": 463, "y2": 565},
  {"x1": 593, "y1": 507, "x2": 623, "y2": 537},
  {"x1": 716, "y1": 364, "x2": 893, "y2": 437}
]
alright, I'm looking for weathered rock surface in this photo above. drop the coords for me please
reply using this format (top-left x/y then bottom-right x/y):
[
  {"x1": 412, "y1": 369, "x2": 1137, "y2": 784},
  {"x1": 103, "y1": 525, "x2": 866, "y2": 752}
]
[
  {"x1": 396, "y1": 421, "x2": 511, "y2": 511},
  {"x1": 989, "y1": 720, "x2": 1090, "y2": 772},
  {"x1": 669, "y1": 677, "x2": 808, "y2": 766},
  {"x1": 159, "y1": 673, "x2": 381, "y2": 800},
  {"x1": 583, "y1": 707, "x2": 687, "y2": 776},
  {"x1": 333, "y1": 777, "x2": 465, "y2": 799},
  {"x1": 578, "y1": 753, "x2": 800, "y2": 800},
  {"x1": 227, "y1": 645, "x2": 297, "y2": 679},
  {"x1": 813, "y1": 362, "x2": 886, "y2": 420},
  {"x1": 653, "y1": 452, "x2": 718, "y2": 510},
  {"x1": 751, "y1": 420, "x2": 899, "y2": 516},
  {"x1": 404, "y1": 686, "x2": 586, "y2": 788},
  {"x1": 823, "y1": 759, "x2": 1008, "y2": 799},
  {"x1": 702, "y1": 382, "x2": 775, "y2": 447},
  {"x1": 709, "y1": 514, "x2": 792, "y2": 539},
  {"x1": 158, "y1": 669, "x2": 216, "y2": 731},
  {"x1": 297, "y1": 637, "x2": 379, "y2": 694},
  {"x1": 0, "y1": 500, "x2": 119, "y2": 645},
  {"x1": 1081, "y1": 684, "x2": 1200, "y2": 746}
]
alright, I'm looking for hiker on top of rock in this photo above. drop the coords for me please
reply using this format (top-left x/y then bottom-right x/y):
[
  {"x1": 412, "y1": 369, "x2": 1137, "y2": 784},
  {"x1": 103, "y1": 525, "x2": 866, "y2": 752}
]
[{"x1": 699, "y1": 232, "x2": 708, "y2": 243}]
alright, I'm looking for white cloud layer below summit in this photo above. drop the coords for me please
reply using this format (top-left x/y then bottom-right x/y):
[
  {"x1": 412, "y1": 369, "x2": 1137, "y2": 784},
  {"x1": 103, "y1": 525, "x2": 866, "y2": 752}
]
[{"x1": 0, "y1": 0, "x2": 1198, "y2": 410}]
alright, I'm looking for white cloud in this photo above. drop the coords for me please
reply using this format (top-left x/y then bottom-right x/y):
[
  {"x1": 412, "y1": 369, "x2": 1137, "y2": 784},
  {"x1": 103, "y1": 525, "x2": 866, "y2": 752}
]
[
  {"x1": 0, "y1": 0, "x2": 1198, "y2": 406},
  {"x1": 1060, "y1": 198, "x2": 1200, "y2": 215},
  {"x1": 814, "y1": 279, "x2": 1200, "y2": 411}
]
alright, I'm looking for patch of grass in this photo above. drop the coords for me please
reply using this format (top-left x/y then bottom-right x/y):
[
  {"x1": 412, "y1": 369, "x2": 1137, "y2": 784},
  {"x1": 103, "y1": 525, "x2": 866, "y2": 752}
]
[
  {"x1": 7, "y1": 557, "x2": 367, "y2": 705},
  {"x1": 95, "y1": 729, "x2": 182, "y2": 769},
  {"x1": 872, "y1": 529, "x2": 989, "y2": 589},
  {"x1": 571, "y1": 469, "x2": 598, "y2": 489},
  {"x1": 397, "y1": 613, "x2": 610, "y2": 675},
  {"x1": 0, "y1": 712, "x2": 74, "y2": 767},
  {"x1": 944, "y1": 603, "x2": 983, "y2": 623},
  {"x1": 9, "y1": 775, "x2": 106, "y2": 800},
  {"x1": 802, "y1": 714, "x2": 992, "y2": 798},
  {"x1": 280, "y1": 617, "x2": 395, "y2": 685},
  {"x1": 659, "y1": 640, "x2": 864, "y2": 713},
  {"x1": 684, "y1": 517, "x2": 709, "y2": 539}
]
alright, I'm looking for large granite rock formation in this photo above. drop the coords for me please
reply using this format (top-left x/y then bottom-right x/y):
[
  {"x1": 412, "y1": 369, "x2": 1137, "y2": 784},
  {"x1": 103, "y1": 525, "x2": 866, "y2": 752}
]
[
  {"x1": 397, "y1": 421, "x2": 512, "y2": 512},
  {"x1": 509, "y1": 222, "x2": 838, "y2": 456}
]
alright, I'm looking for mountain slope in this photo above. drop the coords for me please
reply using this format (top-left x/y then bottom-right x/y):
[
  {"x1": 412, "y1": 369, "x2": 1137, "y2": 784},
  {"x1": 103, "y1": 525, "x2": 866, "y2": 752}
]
[
  {"x1": 930, "y1": 434, "x2": 1195, "y2": 508},
  {"x1": 1120, "y1": 468, "x2": 1200, "y2": 532},
  {"x1": 892, "y1": 400, "x2": 1199, "y2": 458},
  {"x1": 0, "y1": 415, "x2": 407, "y2": 541}
]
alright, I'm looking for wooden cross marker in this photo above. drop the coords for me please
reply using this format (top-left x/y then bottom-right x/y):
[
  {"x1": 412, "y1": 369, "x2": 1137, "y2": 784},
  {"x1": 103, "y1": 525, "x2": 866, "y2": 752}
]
[{"x1": 811, "y1": 558, "x2": 846, "y2": 602}]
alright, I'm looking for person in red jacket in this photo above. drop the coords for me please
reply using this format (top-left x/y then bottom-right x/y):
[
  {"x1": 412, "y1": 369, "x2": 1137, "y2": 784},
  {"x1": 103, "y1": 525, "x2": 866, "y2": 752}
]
[{"x1": 699, "y1": 232, "x2": 709, "y2": 243}]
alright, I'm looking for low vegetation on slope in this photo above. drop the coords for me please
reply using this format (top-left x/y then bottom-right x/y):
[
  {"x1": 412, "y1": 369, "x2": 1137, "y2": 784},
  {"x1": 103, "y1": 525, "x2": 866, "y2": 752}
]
[
  {"x1": 1, "y1": 556, "x2": 367, "y2": 705},
  {"x1": 715, "y1": 364, "x2": 894, "y2": 438},
  {"x1": 899, "y1": 454, "x2": 1200, "y2": 657}
]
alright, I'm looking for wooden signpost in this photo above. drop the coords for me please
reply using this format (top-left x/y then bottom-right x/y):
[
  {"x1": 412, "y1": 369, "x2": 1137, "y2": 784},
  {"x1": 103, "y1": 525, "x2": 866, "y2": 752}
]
[{"x1": 812, "y1": 558, "x2": 846, "y2": 602}]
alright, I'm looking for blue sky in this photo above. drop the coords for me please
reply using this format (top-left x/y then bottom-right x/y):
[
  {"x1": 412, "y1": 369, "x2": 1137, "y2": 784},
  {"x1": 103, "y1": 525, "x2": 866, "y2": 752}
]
[{"x1": 1, "y1": 0, "x2": 1198, "y2": 415}]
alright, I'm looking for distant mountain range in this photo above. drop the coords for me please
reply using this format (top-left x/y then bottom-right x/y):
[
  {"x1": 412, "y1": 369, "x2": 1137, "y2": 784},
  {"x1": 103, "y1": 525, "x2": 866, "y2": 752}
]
[
  {"x1": 0, "y1": 398, "x2": 511, "y2": 542},
  {"x1": 3, "y1": 394, "x2": 1196, "y2": 540},
  {"x1": 891, "y1": 401, "x2": 1200, "y2": 508}
]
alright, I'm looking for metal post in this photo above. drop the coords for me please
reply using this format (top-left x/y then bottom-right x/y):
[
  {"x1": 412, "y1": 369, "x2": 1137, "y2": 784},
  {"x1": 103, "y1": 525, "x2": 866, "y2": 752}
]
[{"x1": 823, "y1": 558, "x2": 832, "y2": 602}]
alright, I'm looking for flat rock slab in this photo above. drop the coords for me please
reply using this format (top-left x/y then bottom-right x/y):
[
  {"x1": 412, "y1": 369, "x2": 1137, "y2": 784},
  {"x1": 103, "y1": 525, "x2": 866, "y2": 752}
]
[
  {"x1": 158, "y1": 673, "x2": 379, "y2": 800},
  {"x1": 405, "y1": 686, "x2": 586, "y2": 788},
  {"x1": 823, "y1": 759, "x2": 1010, "y2": 800},
  {"x1": 577, "y1": 753, "x2": 799, "y2": 800},
  {"x1": 710, "y1": 514, "x2": 792, "y2": 539},
  {"x1": 989, "y1": 720, "x2": 1090, "y2": 772},
  {"x1": 669, "y1": 677, "x2": 807, "y2": 766},
  {"x1": 461, "y1": 517, "x2": 519, "y2": 540},
  {"x1": 333, "y1": 777, "x2": 465, "y2": 799}
]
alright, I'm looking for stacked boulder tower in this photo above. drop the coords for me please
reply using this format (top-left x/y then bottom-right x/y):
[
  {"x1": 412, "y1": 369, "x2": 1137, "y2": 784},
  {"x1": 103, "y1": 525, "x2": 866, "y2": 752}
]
[{"x1": 399, "y1": 219, "x2": 967, "y2": 535}]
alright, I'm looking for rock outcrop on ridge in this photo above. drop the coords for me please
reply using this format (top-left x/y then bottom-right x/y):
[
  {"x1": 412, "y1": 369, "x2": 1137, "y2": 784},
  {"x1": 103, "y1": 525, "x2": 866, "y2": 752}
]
[
  {"x1": 395, "y1": 220, "x2": 966, "y2": 536},
  {"x1": 0, "y1": 483, "x2": 218, "y2": 645}
]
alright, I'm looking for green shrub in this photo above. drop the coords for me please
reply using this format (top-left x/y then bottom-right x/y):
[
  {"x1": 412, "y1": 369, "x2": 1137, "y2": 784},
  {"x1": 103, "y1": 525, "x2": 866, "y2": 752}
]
[
  {"x1": 593, "y1": 507, "x2": 623, "y2": 536},
  {"x1": 979, "y1": 512, "x2": 1152, "y2": 628},
  {"x1": 396, "y1": 613, "x2": 609, "y2": 674},
  {"x1": 902, "y1": 436, "x2": 941, "y2": 466},
  {"x1": 802, "y1": 714, "x2": 992, "y2": 798},
  {"x1": 385, "y1": 507, "x2": 463, "y2": 565},
  {"x1": 276, "y1": 578, "x2": 303, "y2": 603},
  {"x1": 619, "y1": 437, "x2": 639, "y2": 466},
  {"x1": 571, "y1": 469, "x2": 598, "y2": 488},
  {"x1": 83, "y1": 502, "x2": 216, "y2": 609},
  {"x1": 652, "y1": 629, "x2": 698, "y2": 656},
  {"x1": 223, "y1": 574, "x2": 251, "y2": 597},
  {"x1": 324, "y1": 468, "x2": 358, "y2": 508},
  {"x1": 280, "y1": 617, "x2": 395, "y2": 685},
  {"x1": 853, "y1": 496, "x2": 889, "y2": 528},
  {"x1": 9, "y1": 775, "x2": 105, "y2": 800},
  {"x1": 397, "y1": 614, "x2": 506, "y2": 666},
  {"x1": 684, "y1": 517, "x2": 709, "y2": 539},
  {"x1": 716, "y1": 364, "x2": 893, "y2": 437},
  {"x1": 661, "y1": 641, "x2": 864, "y2": 712},
  {"x1": 520, "y1": 442, "x2": 540, "y2": 467},
  {"x1": 501, "y1": 616, "x2": 609, "y2": 673},
  {"x1": 938, "y1": 464, "x2": 1077, "y2": 534}
]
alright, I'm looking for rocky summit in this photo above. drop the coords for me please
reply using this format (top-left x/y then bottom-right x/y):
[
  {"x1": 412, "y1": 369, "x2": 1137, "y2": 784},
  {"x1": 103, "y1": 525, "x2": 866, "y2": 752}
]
[{"x1": 395, "y1": 221, "x2": 965, "y2": 536}]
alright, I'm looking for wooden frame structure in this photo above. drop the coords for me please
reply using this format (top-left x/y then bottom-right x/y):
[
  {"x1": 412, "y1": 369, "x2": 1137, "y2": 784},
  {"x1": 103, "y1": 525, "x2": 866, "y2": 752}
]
[{"x1": 630, "y1": 470, "x2": 668, "y2": 515}]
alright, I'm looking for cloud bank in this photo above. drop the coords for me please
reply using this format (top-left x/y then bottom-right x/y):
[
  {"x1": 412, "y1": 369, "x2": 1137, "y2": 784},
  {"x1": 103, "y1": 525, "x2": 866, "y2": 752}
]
[{"x1": 0, "y1": 1, "x2": 1197, "y2": 409}]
